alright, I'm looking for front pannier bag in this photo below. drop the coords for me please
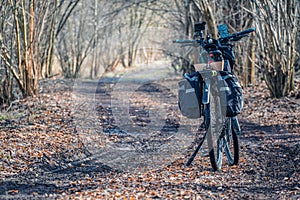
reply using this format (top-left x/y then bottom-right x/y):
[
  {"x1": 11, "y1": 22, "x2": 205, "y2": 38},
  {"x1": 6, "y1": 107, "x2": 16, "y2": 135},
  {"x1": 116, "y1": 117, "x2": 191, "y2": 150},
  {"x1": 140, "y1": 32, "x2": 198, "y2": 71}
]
[
  {"x1": 178, "y1": 74, "x2": 202, "y2": 119},
  {"x1": 219, "y1": 71, "x2": 244, "y2": 117}
]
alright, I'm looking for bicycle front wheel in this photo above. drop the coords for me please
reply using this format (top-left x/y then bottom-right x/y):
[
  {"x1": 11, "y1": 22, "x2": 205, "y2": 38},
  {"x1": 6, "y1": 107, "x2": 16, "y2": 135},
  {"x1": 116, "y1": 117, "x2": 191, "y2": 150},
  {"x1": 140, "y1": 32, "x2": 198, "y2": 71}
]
[
  {"x1": 204, "y1": 103, "x2": 222, "y2": 171},
  {"x1": 223, "y1": 117, "x2": 239, "y2": 165}
]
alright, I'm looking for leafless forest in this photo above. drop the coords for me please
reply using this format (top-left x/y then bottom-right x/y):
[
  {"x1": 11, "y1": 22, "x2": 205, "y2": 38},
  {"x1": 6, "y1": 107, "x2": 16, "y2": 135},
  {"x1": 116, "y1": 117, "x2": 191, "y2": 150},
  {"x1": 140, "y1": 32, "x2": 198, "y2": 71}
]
[
  {"x1": 0, "y1": 0, "x2": 299, "y2": 104},
  {"x1": 0, "y1": 0, "x2": 300, "y2": 199}
]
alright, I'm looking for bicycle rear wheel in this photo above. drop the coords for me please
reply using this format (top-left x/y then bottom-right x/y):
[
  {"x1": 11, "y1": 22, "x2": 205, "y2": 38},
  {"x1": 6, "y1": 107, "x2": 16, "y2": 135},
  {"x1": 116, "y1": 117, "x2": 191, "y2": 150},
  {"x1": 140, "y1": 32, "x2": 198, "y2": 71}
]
[
  {"x1": 223, "y1": 118, "x2": 239, "y2": 165},
  {"x1": 204, "y1": 103, "x2": 222, "y2": 171}
]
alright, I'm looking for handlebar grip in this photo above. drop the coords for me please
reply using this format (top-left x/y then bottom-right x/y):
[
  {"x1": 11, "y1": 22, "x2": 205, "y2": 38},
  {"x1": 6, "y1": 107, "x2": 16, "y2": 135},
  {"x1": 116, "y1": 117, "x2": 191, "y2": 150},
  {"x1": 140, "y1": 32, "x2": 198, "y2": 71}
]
[{"x1": 237, "y1": 28, "x2": 255, "y2": 36}]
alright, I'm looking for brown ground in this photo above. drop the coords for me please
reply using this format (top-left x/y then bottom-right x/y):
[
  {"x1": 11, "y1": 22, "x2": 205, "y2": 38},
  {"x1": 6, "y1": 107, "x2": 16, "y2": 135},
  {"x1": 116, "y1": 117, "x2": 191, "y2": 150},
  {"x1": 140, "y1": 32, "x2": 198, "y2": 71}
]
[{"x1": 0, "y1": 64, "x2": 299, "y2": 199}]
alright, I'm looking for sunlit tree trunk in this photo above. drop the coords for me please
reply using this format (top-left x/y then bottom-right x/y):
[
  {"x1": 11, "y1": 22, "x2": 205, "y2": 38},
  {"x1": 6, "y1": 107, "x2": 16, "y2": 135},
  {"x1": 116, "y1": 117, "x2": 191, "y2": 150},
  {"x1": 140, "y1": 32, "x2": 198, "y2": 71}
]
[
  {"x1": 90, "y1": 0, "x2": 98, "y2": 79},
  {"x1": 248, "y1": 34, "x2": 256, "y2": 85}
]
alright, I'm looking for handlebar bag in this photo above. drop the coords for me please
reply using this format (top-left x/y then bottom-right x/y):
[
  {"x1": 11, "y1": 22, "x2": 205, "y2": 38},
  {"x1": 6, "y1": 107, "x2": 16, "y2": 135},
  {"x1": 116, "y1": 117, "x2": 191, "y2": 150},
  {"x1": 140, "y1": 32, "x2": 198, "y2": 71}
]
[
  {"x1": 218, "y1": 71, "x2": 243, "y2": 117},
  {"x1": 178, "y1": 74, "x2": 203, "y2": 119}
]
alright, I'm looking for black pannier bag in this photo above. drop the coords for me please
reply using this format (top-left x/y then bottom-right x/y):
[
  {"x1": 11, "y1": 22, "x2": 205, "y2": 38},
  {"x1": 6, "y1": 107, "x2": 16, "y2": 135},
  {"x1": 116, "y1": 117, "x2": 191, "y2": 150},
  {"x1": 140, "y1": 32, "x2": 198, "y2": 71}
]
[
  {"x1": 218, "y1": 71, "x2": 244, "y2": 117},
  {"x1": 178, "y1": 74, "x2": 202, "y2": 119}
]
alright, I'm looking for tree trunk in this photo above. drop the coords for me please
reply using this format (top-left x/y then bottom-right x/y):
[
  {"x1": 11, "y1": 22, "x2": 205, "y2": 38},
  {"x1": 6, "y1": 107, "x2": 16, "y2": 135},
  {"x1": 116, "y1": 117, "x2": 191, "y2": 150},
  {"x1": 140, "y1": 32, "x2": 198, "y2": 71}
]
[
  {"x1": 196, "y1": 0, "x2": 217, "y2": 38},
  {"x1": 248, "y1": 34, "x2": 256, "y2": 85}
]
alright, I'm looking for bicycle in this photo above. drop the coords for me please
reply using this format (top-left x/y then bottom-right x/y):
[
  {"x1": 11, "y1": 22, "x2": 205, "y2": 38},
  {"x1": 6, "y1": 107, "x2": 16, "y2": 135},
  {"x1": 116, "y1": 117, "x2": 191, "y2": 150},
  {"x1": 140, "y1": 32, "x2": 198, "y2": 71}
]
[{"x1": 174, "y1": 22, "x2": 255, "y2": 171}]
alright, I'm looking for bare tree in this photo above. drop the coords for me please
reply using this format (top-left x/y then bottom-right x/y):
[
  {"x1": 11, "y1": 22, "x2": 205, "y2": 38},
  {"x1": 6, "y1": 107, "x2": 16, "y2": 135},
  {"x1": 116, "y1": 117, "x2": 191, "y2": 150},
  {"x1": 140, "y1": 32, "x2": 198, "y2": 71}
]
[
  {"x1": 55, "y1": 0, "x2": 94, "y2": 79},
  {"x1": 0, "y1": 0, "x2": 81, "y2": 105},
  {"x1": 1, "y1": 0, "x2": 298, "y2": 105},
  {"x1": 0, "y1": 0, "x2": 38, "y2": 98},
  {"x1": 90, "y1": 0, "x2": 99, "y2": 79},
  {"x1": 253, "y1": 0, "x2": 299, "y2": 97},
  {"x1": 90, "y1": 0, "x2": 162, "y2": 75}
]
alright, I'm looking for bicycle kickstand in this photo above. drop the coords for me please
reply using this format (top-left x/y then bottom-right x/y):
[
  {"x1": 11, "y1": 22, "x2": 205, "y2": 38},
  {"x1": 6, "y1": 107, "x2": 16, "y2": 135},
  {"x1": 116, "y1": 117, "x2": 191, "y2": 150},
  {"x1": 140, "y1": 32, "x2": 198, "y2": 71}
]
[{"x1": 185, "y1": 131, "x2": 207, "y2": 167}]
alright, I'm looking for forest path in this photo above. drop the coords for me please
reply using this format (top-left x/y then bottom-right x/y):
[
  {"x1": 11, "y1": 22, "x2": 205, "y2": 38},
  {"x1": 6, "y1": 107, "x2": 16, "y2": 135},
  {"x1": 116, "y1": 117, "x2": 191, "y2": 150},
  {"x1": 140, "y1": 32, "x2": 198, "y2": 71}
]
[
  {"x1": 71, "y1": 61, "x2": 196, "y2": 171},
  {"x1": 0, "y1": 62, "x2": 299, "y2": 199}
]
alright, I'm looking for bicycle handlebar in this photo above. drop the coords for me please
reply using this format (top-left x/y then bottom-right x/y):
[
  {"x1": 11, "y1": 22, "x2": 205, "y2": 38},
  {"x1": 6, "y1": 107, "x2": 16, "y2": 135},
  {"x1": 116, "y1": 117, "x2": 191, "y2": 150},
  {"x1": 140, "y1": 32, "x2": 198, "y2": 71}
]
[
  {"x1": 236, "y1": 28, "x2": 255, "y2": 36},
  {"x1": 173, "y1": 28, "x2": 255, "y2": 45},
  {"x1": 173, "y1": 24, "x2": 255, "y2": 60},
  {"x1": 224, "y1": 28, "x2": 255, "y2": 42},
  {"x1": 173, "y1": 39, "x2": 198, "y2": 44}
]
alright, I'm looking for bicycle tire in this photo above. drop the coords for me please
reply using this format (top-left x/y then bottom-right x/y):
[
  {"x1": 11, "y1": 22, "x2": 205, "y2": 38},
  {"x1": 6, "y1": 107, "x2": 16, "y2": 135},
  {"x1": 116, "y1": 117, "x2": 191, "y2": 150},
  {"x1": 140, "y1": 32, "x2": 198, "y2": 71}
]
[
  {"x1": 204, "y1": 103, "x2": 222, "y2": 171},
  {"x1": 223, "y1": 118, "x2": 239, "y2": 165}
]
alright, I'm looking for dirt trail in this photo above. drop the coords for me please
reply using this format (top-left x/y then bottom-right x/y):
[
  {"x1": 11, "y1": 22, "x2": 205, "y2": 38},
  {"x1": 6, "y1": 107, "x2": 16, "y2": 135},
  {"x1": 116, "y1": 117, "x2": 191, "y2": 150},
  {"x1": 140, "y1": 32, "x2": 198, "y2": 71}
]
[
  {"x1": 71, "y1": 62, "x2": 198, "y2": 171},
  {"x1": 0, "y1": 62, "x2": 299, "y2": 199}
]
